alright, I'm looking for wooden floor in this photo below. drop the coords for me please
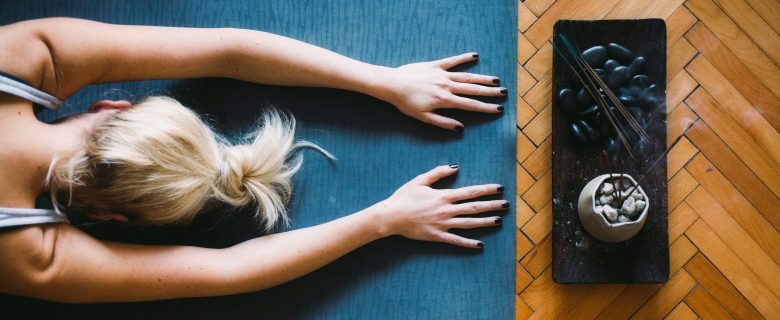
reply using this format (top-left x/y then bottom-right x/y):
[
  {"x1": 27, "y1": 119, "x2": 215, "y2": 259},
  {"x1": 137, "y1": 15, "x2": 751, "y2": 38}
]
[{"x1": 515, "y1": 0, "x2": 780, "y2": 318}]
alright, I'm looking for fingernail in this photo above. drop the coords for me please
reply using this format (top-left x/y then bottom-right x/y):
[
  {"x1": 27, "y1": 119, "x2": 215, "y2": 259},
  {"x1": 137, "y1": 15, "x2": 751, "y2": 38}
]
[
  {"x1": 500, "y1": 88, "x2": 508, "y2": 95},
  {"x1": 495, "y1": 217, "x2": 503, "y2": 224},
  {"x1": 502, "y1": 201, "x2": 510, "y2": 209},
  {"x1": 472, "y1": 53, "x2": 479, "y2": 58},
  {"x1": 449, "y1": 163, "x2": 459, "y2": 169},
  {"x1": 497, "y1": 105, "x2": 504, "y2": 112},
  {"x1": 492, "y1": 78, "x2": 500, "y2": 84},
  {"x1": 477, "y1": 242, "x2": 484, "y2": 248},
  {"x1": 454, "y1": 124, "x2": 464, "y2": 132},
  {"x1": 497, "y1": 186, "x2": 505, "y2": 192}
]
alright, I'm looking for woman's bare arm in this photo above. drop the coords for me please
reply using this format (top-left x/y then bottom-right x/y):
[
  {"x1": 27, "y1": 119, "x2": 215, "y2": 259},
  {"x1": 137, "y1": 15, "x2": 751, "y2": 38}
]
[
  {"x1": 0, "y1": 165, "x2": 506, "y2": 302},
  {"x1": 2, "y1": 18, "x2": 505, "y2": 130}
]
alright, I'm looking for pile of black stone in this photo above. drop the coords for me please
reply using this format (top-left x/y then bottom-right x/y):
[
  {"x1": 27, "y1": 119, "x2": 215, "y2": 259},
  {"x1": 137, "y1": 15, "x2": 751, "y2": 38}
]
[{"x1": 558, "y1": 43, "x2": 658, "y2": 153}]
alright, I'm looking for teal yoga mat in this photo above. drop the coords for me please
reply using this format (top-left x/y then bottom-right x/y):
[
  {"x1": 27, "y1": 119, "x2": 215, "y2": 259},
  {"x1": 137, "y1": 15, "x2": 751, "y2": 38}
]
[{"x1": 1, "y1": 1, "x2": 516, "y2": 319}]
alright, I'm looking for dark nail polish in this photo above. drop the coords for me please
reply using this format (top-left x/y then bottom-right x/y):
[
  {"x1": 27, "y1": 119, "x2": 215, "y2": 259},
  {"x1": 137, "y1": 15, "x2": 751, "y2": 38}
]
[
  {"x1": 472, "y1": 53, "x2": 479, "y2": 58},
  {"x1": 497, "y1": 186, "x2": 505, "y2": 192},
  {"x1": 454, "y1": 124, "x2": 464, "y2": 132},
  {"x1": 492, "y1": 78, "x2": 500, "y2": 84},
  {"x1": 477, "y1": 242, "x2": 484, "y2": 248},
  {"x1": 495, "y1": 217, "x2": 503, "y2": 224},
  {"x1": 449, "y1": 163, "x2": 459, "y2": 169},
  {"x1": 500, "y1": 88, "x2": 508, "y2": 95},
  {"x1": 497, "y1": 105, "x2": 504, "y2": 112},
  {"x1": 502, "y1": 201, "x2": 510, "y2": 209}
]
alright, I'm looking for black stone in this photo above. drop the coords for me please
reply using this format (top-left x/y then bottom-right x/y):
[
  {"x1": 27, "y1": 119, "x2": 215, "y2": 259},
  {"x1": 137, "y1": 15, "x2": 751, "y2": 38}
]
[
  {"x1": 570, "y1": 122, "x2": 588, "y2": 145},
  {"x1": 558, "y1": 88, "x2": 577, "y2": 114},
  {"x1": 578, "y1": 120, "x2": 599, "y2": 143},
  {"x1": 594, "y1": 68, "x2": 607, "y2": 80},
  {"x1": 628, "y1": 106, "x2": 643, "y2": 122},
  {"x1": 607, "y1": 66, "x2": 630, "y2": 89},
  {"x1": 619, "y1": 94, "x2": 637, "y2": 106},
  {"x1": 577, "y1": 104, "x2": 599, "y2": 117},
  {"x1": 620, "y1": 86, "x2": 642, "y2": 98},
  {"x1": 581, "y1": 46, "x2": 607, "y2": 68},
  {"x1": 604, "y1": 59, "x2": 620, "y2": 73},
  {"x1": 630, "y1": 74, "x2": 650, "y2": 88},
  {"x1": 628, "y1": 56, "x2": 646, "y2": 76},
  {"x1": 608, "y1": 43, "x2": 634, "y2": 64},
  {"x1": 638, "y1": 84, "x2": 658, "y2": 110},
  {"x1": 577, "y1": 87, "x2": 593, "y2": 108},
  {"x1": 604, "y1": 137, "x2": 621, "y2": 154}
]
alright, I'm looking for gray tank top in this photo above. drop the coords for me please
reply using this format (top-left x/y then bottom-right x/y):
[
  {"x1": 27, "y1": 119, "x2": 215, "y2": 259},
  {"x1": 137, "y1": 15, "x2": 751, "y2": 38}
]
[{"x1": 0, "y1": 72, "x2": 68, "y2": 228}]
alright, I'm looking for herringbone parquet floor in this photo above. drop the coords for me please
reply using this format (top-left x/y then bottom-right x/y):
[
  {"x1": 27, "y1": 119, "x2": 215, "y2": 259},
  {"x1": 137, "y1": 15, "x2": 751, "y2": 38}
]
[{"x1": 515, "y1": 0, "x2": 780, "y2": 318}]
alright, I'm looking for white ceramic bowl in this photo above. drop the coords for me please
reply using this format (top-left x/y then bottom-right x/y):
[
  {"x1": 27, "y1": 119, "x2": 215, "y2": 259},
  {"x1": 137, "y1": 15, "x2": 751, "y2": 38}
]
[{"x1": 577, "y1": 173, "x2": 649, "y2": 243}]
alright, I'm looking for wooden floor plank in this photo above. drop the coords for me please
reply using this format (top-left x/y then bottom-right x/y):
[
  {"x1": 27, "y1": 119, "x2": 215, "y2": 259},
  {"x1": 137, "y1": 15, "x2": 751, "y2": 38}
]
[
  {"x1": 516, "y1": 96, "x2": 537, "y2": 128},
  {"x1": 559, "y1": 284, "x2": 627, "y2": 320},
  {"x1": 743, "y1": 0, "x2": 780, "y2": 35},
  {"x1": 667, "y1": 103, "x2": 699, "y2": 144},
  {"x1": 521, "y1": 167, "x2": 551, "y2": 212},
  {"x1": 520, "y1": 234, "x2": 552, "y2": 277},
  {"x1": 518, "y1": 227, "x2": 536, "y2": 260},
  {"x1": 517, "y1": 163, "x2": 536, "y2": 195},
  {"x1": 517, "y1": 64, "x2": 537, "y2": 97},
  {"x1": 665, "y1": 302, "x2": 699, "y2": 320},
  {"x1": 521, "y1": 136, "x2": 551, "y2": 180},
  {"x1": 518, "y1": 1, "x2": 538, "y2": 33},
  {"x1": 686, "y1": 187, "x2": 780, "y2": 298},
  {"x1": 685, "y1": 220, "x2": 780, "y2": 319},
  {"x1": 686, "y1": 23, "x2": 780, "y2": 130},
  {"x1": 517, "y1": 263, "x2": 535, "y2": 295},
  {"x1": 522, "y1": 201, "x2": 552, "y2": 245},
  {"x1": 518, "y1": 32, "x2": 537, "y2": 65},
  {"x1": 685, "y1": 253, "x2": 764, "y2": 320},
  {"x1": 520, "y1": 267, "x2": 593, "y2": 311},
  {"x1": 516, "y1": 295, "x2": 534, "y2": 320},
  {"x1": 524, "y1": 0, "x2": 624, "y2": 48},
  {"x1": 685, "y1": 88, "x2": 780, "y2": 196},
  {"x1": 685, "y1": 0, "x2": 780, "y2": 98},
  {"x1": 686, "y1": 154, "x2": 780, "y2": 265},
  {"x1": 685, "y1": 56, "x2": 780, "y2": 169},
  {"x1": 668, "y1": 168, "x2": 699, "y2": 209},
  {"x1": 605, "y1": 0, "x2": 687, "y2": 19},
  {"x1": 516, "y1": 195, "x2": 536, "y2": 229},
  {"x1": 668, "y1": 202, "x2": 699, "y2": 243},
  {"x1": 711, "y1": 0, "x2": 780, "y2": 65},
  {"x1": 525, "y1": 42, "x2": 551, "y2": 81},
  {"x1": 685, "y1": 120, "x2": 780, "y2": 231},
  {"x1": 523, "y1": 74, "x2": 551, "y2": 113},
  {"x1": 667, "y1": 5, "x2": 699, "y2": 45},
  {"x1": 669, "y1": 235, "x2": 699, "y2": 276},
  {"x1": 667, "y1": 38, "x2": 698, "y2": 83},
  {"x1": 517, "y1": 128, "x2": 536, "y2": 163},
  {"x1": 667, "y1": 136, "x2": 698, "y2": 180},
  {"x1": 525, "y1": 0, "x2": 558, "y2": 18},
  {"x1": 630, "y1": 269, "x2": 697, "y2": 320},
  {"x1": 522, "y1": 104, "x2": 551, "y2": 146},
  {"x1": 666, "y1": 70, "x2": 699, "y2": 114},
  {"x1": 684, "y1": 285, "x2": 735, "y2": 320}
]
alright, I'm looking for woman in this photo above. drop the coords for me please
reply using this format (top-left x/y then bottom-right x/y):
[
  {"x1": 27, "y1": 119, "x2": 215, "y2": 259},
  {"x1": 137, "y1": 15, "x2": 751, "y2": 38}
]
[{"x1": 0, "y1": 18, "x2": 508, "y2": 302}]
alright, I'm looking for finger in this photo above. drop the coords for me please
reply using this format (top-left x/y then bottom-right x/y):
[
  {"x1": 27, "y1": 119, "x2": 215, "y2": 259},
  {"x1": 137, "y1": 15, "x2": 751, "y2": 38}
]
[
  {"x1": 447, "y1": 200, "x2": 509, "y2": 215},
  {"x1": 411, "y1": 164, "x2": 459, "y2": 186},
  {"x1": 449, "y1": 83, "x2": 507, "y2": 97},
  {"x1": 446, "y1": 95, "x2": 503, "y2": 113},
  {"x1": 437, "y1": 232, "x2": 483, "y2": 249},
  {"x1": 435, "y1": 52, "x2": 479, "y2": 70},
  {"x1": 447, "y1": 216, "x2": 503, "y2": 229},
  {"x1": 447, "y1": 184, "x2": 505, "y2": 202},
  {"x1": 448, "y1": 72, "x2": 500, "y2": 86},
  {"x1": 419, "y1": 112, "x2": 464, "y2": 131}
]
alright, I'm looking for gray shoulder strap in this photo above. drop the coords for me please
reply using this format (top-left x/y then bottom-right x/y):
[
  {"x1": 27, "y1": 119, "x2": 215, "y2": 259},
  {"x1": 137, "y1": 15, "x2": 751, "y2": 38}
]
[
  {"x1": 0, "y1": 207, "x2": 70, "y2": 229},
  {"x1": 0, "y1": 72, "x2": 62, "y2": 110}
]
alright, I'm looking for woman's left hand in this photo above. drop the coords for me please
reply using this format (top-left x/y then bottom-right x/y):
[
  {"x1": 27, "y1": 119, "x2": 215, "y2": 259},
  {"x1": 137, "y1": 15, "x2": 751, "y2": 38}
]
[{"x1": 378, "y1": 52, "x2": 507, "y2": 131}]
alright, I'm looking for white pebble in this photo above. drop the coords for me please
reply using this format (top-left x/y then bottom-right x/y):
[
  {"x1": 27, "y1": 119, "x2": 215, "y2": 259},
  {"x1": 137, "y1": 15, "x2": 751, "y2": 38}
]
[
  {"x1": 600, "y1": 183, "x2": 614, "y2": 195},
  {"x1": 621, "y1": 197, "x2": 636, "y2": 216},
  {"x1": 603, "y1": 205, "x2": 618, "y2": 222},
  {"x1": 599, "y1": 195, "x2": 614, "y2": 206},
  {"x1": 630, "y1": 191, "x2": 643, "y2": 200},
  {"x1": 594, "y1": 205, "x2": 604, "y2": 214},
  {"x1": 617, "y1": 215, "x2": 630, "y2": 223},
  {"x1": 635, "y1": 200, "x2": 646, "y2": 212}
]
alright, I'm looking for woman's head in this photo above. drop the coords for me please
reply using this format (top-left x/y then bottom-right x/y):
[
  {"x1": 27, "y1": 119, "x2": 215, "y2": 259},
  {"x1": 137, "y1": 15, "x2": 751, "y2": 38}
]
[{"x1": 47, "y1": 96, "x2": 327, "y2": 230}]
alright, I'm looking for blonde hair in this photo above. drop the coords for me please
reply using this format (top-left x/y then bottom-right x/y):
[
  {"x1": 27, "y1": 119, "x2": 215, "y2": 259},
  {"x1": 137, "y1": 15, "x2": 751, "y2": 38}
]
[{"x1": 46, "y1": 96, "x2": 331, "y2": 230}]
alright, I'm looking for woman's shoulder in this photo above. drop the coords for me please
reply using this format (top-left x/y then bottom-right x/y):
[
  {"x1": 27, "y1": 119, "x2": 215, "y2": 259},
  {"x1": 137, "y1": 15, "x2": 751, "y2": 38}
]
[
  {"x1": 0, "y1": 223, "x2": 62, "y2": 270},
  {"x1": 0, "y1": 20, "x2": 58, "y2": 94}
]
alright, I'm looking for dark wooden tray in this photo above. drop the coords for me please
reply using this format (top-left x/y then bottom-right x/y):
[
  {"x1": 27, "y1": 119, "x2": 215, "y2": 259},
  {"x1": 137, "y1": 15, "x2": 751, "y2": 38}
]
[{"x1": 551, "y1": 19, "x2": 669, "y2": 283}]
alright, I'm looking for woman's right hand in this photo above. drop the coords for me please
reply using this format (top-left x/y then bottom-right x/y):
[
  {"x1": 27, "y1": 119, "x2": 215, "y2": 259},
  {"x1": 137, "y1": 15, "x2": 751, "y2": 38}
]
[{"x1": 370, "y1": 164, "x2": 507, "y2": 249}]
